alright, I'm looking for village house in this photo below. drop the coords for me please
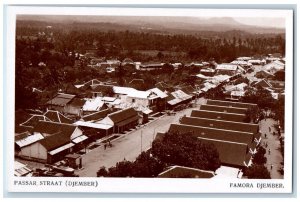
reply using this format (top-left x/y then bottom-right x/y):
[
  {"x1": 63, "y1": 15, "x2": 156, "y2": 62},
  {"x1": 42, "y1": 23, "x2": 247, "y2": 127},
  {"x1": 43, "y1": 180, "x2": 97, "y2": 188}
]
[
  {"x1": 167, "y1": 90, "x2": 193, "y2": 109},
  {"x1": 97, "y1": 108, "x2": 139, "y2": 134},
  {"x1": 82, "y1": 97, "x2": 108, "y2": 115},
  {"x1": 74, "y1": 108, "x2": 117, "y2": 140},
  {"x1": 230, "y1": 60, "x2": 252, "y2": 70},
  {"x1": 263, "y1": 60, "x2": 285, "y2": 74},
  {"x1": 46, "y1": 93, "x2": 85, "y2": 116},
  {"x1": 15, "y1": 121, "x2": 88, "y2": 164},
  {"x1": 224, "y1": 83, "x2": 248, "y2": 101}
]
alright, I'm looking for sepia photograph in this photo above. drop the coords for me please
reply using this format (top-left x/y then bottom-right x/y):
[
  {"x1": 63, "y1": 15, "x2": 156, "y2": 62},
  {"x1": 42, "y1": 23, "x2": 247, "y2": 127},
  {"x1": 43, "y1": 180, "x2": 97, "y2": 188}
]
[{"x1": 3, "y1": 5, "x2": 295, "y2": 194}]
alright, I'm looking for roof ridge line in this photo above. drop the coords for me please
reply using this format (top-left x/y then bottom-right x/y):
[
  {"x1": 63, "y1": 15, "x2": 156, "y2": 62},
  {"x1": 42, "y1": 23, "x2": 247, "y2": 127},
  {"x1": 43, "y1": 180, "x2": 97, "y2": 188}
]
[{"x1": 172, "y1": 123, "x2": 253, "y2": 135}]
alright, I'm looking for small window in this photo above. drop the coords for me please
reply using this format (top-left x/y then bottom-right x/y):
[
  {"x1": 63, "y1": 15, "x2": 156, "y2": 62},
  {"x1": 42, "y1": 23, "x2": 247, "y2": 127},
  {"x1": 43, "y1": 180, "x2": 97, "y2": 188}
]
[
  {"x1": 201, "y1": 132, "x2": 205, "y2": 135},
  {"x1": 132, "y1": 99, "x2": 135, "y2": 103},
  {"x1": 209, "y1": 123, "x2": 214, "y2": 127},
  {"x1": 217, "y1": 116, "x2": 221, "y2": 119}
]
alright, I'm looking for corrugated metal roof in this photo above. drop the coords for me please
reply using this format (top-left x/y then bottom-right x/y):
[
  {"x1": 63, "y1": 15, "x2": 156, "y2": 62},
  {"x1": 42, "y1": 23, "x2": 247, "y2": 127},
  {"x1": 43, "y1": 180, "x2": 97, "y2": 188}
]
[
  {"x1": 83, "y1": 97, "x2": 105, "y2": 111},
  {"x1": 72, "y1": 135, "x2": 89, "y2": 144},
  {"x1": 49, "y1": 143, "x2": 74, "y2": 155}
]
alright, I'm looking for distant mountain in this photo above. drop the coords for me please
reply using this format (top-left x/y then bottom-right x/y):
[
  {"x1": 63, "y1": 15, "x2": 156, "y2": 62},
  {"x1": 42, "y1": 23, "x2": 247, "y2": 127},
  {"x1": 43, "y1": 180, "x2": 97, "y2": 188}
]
[{"x1": 17, "y1": 15, "x2": 285, "y2": 35}]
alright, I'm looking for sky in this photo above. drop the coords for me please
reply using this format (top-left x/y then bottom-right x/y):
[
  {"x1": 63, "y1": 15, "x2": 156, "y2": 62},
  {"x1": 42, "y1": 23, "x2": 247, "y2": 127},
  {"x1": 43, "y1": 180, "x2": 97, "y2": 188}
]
[{"x1": 234, "y1": 17, "x2": 285, "y2": 28}]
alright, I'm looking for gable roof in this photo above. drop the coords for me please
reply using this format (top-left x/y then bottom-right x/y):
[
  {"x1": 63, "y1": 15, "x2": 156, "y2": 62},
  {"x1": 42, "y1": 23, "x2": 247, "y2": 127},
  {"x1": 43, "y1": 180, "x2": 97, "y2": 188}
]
[
  {"x1": 43, "y1": 110, "x2": 73, "y2": 124},
  {"x1": 206, "y1": 99, "x2": 257, "y2": 109},
  {"x1": 191, "y1": 110, "x2": 246, "y2": 123},
  {"x1": 200, "y1": 104, "x2": 247, "y2": 115},
  {"x1": 46, "y1": 93, "x2": 76, "y2": 106},
  {"x1": 169, "y1": 123, "x2": 254, "y2": 146},
  {"x1": 33, "y1": 121, "x2": 76, "y2": 137},
  {"x1": 108, "y1": 108, "x2": 138, "y2": 124},
  {"x1": 198, "y1": 137, "x2": 251, "y2": 167},
  {"x1": 180, "y1": 116, "x2": 259, "y2": 134}
]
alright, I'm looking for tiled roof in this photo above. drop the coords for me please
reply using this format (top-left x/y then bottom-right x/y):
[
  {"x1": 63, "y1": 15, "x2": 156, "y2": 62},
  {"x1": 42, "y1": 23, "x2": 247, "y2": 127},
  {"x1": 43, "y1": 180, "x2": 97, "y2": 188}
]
[
  {"x1": 191, "y1": 110, "x2": 246, "y2": 123},
  {"x1": 198, "y1": 137, "x2": 251, "y2": 167},
  {"x1": 180, "y1": 116, "x2": 259, "y2": 134},
  {"x1": 169, "y1": 124, "x2": 254, "y2": 146}
]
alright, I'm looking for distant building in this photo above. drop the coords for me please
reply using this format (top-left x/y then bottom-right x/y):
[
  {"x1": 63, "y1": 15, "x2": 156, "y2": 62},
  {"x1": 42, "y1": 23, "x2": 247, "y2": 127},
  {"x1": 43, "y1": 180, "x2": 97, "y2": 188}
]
[
  {"x1": 216, "y1": 64, "x2": 245, "y2": 76},
  {"x1": 263, "y1": 60, "x2": 285, "y2": 74},
  {"x1": 46, "y1": 93, "x2": 85, "y2": 115}
]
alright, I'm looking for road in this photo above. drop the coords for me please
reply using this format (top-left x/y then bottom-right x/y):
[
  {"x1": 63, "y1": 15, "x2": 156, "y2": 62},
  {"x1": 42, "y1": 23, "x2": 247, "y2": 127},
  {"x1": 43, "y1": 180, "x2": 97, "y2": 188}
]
[
  {"x1": 76, "y1": 99, "x2": 205, "y2": 177},
  {"x1": 259, "y1": 118, "x2": 283, "y2": 179}
]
